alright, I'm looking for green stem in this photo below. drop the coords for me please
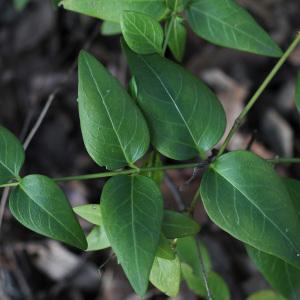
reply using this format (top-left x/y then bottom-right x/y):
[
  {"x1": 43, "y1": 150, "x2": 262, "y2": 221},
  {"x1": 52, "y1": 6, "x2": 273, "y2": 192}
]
[
  {"x1": 217, "y1": 32, "x2": 300, "y2": 158},
  {"x1": 162, "y1": 2, "x2": 178, "y2": 55},
  {"x1": 268, "y1": 158, "x2": 300, "y2": 164},
  {"x1": 53, "y1": 162, "x2": 207, "y2": 183},
  {"x1": 0, "y1": 182, "x2": 19, "y2": 189}
]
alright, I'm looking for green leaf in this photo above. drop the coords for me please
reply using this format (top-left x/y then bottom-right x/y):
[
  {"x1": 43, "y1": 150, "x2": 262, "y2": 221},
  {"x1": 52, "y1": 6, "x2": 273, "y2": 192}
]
[
  {"x1": 123, "y1": 42, "x2": 226, "y2": 160},
  {"x1": 101, "y1": 21, "x2": 122, "y2": 36},
  {"x1": 78, "y1": 50, "x2": 150, "y2": 170},
  {"x1": 168, "y1": 16, "x2": 187, "y2": 62},
  {"x1": 13, "y1": 0, "x2": 30, "y2": 10},
  {"x1": 166, "y1": 0, "x2": 188, "y2": 12},
  {"x1": 162, "y1": 210, "x2": 200, "y2": 238},
  {"x1": 245, "y1": 178, "x2": 300, "y2": 300},
  {"x1": 200, "y1": 150, "x2": 300, "y2": 269},
  {"x1": 61, "y1": 0, "x2": 167, "y2": 23},
  {"x1": 177, "y1": 236, "x2": 202, "y2": 276},
  {"x1": 9, "y1": 175, "x2": 87, "y2": 250},
  {"x1": 101, "y1": 175, "x2": 163, "y2": 296},
  {"x1": 73, "y1": 204, "x2": 101, "y2": 225},
  {"x1": 0, "y1": 126, "x2": 25, "y2": 185},
  {"x1": 282, "y1": 177, "x2": 300, "y2": 219},
  {"x1": 181, "y1": 264, "x2": 230, "y2": 300},
  {"x1": 144, "y1": 152, "x2": 164, "y2": 187},
  {"x1": 150, "y1": 255, "x2": 180, "y2": 297},
  {"x1": 121, "y1": 11, "x2": 164, "y2": 54},
  {"x1": 296, "y1": 71, "x2": 300, "y2": 113},
  {"x1": 86, "y1": 226, "x2": 110, "y2": 251},
  {"x1": 181, "y1": 263, "x2": 206, "y2": 295},
  {"x1": 247, "y1": 290, "x2": 286, "y2": 300},
  {"x1": 247, "y1": 245, "x2": 300, "y2": 300},
  {"x1": 186, "y1": 0, "x2": 282, "y2": 57},
  {"x1": 156, "y1": 234, "x2": 175, "y2": 260}
]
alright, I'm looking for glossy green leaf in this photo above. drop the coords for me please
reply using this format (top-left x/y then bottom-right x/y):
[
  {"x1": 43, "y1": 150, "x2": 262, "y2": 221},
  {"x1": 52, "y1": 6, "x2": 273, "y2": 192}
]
[
  {"x1": 9, "y1": 175, "x2": 87, "y2": 250},
  {"x1": 86, "y1": 226, "x2": 110, "y2": 251},
  {"x1": 247, "y1": 290, "x2": 286, "y2": 300},
  {"x1": 187, "y1": 0, "x2": 282, "y2": 57},
  {"x1": 295, "y1": 71, "x2": 300, "y2": 113},
  {"x1": 61, "y1": 0, "x2": 167, "y2": 23},
  {"x1": 150, "y1": 255, "x2": 180, "y2": 297},
  {"x1": 123, "y1": 42, "x2": 226, "y2": 160},
  {"x1": 168, "y1": 16, "x2": 187, "y2": 62},
  {"x1": 162, "y1": 210, "x2": 200, "y2": 238},
  {"x1": 247, "y1": 245, "x2": 300, "y2": 300},
  {"x1": 156, "y1": 234, "x2": 175, "y2": 260},
  {"x1": 101, "y1": 21, "x2": 121, "y2": 36},
  {"x1": 78, "y1": 50, "x2": 150, "y2": 170},
  {"x1": 73, "y1": 204, "x2": 101, "y2": 225},
  {"x1": 101, "y1": 175, "x2": 163, "y2": 296},
  {"x1": 121, "y1": 11, "x2": 164, "y2": 54},
  {"x1": 0, "y1": 126, "x2": 25, "y2": 185},
  {"x1": 200, "y1": 150, "x2": 300, "y2": 269}
]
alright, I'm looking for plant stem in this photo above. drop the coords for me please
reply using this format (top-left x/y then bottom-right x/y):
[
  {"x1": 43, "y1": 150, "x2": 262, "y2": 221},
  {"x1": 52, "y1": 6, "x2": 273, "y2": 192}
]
[
  {"x1": 0, "y1": 182, "x2": 19, "y2": 189},
  {"x1": 268, "y1": 158, "x2": 300, "y2": 164},
  {"x1": 218, "y1": 32, "x2": 300, "y2": 157},
  {"x1": 162, "y1": 0, "x2": 178, "y2": 55},
  {"x1": 53, "y1": 162, "x2": 208, "y2": 183}
]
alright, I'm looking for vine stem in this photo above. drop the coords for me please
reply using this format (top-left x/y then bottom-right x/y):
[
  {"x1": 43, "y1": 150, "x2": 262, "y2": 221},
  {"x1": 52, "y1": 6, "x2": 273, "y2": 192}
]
[
  {"x1": 217, "y1": 32, "x2": 300, "y2": 157},
  {"x1": 1, "y1": 157, "x2": 300, "y2": 189}
]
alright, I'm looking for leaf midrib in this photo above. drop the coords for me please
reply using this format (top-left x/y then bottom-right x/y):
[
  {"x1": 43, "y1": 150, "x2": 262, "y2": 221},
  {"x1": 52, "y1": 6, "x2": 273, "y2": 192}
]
[
  {"x1": 82, "y1": 55, "x2": 131, "y2": 164},
  {"x1": 138, "y1": 56, "x2": 203, "y2": 154}
]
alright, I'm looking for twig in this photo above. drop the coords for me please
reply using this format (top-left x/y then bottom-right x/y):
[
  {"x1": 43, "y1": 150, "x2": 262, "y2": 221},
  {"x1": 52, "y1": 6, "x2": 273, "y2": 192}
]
[
  {"x1": 164, "y1": 172, "x2": 185, "y2": 210},
  {"x1": 218, "y1": 32, "x2": 300, "y2": 157}
]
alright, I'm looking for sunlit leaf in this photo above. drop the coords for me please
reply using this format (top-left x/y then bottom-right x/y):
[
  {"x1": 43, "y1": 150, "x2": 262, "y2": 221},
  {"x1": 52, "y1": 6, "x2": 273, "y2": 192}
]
[
  {"x1": 101, "y1": 21, "x2": 121, "y2": 36},
  {"x1": 150, "y1": 255, "x2": 180, "y2": 297},
  {"x1": 73, "y1": 204, "x2": 102, "y2": 225},
  {"x1": 247, "y1": 290, "x2": 286, "y2": 300},
  {"x1": 86, "y1": 226, "x2": 110, "y2": 251}
]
